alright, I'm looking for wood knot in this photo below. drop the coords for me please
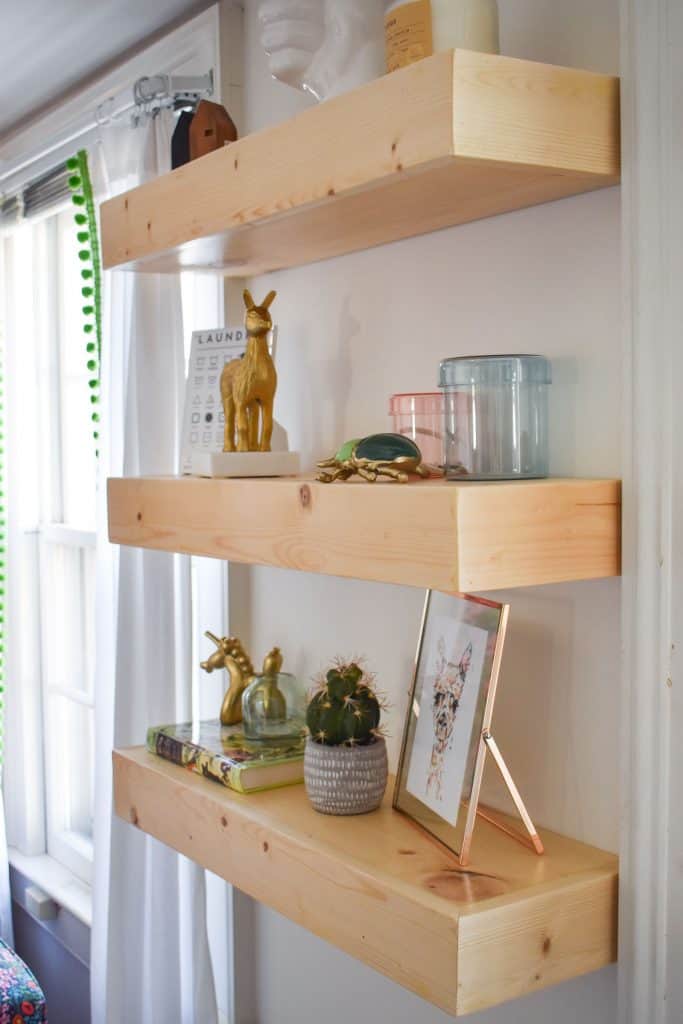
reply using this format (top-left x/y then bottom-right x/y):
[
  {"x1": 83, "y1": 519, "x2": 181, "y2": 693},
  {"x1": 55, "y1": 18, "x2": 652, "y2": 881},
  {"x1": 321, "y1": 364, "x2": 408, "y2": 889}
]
[
  {"x1": 391, "y1": 141, "x2": 397, "y2": 153},
  {"x1": 129, "y1": 807, "x2": 138, "y2": 826},
  {"x1": 146, "y1": 221, "x2": 152, "y2": 232},
  {"x1": 398, "y1": 849, "x2": 416, "y2": 855},
  {"x1": 299, "y1": 484, "x2": 311, "y2": 508},
  {"x1": 234, "y1": 158, "x2": 238, "y2": 170},
  {"x1": 542, "y1": 936, "x2": 552, "y2": 955},
  {"x1": 220, "y1": 816, "x2": 228, "y2": 828},
  {"x1": 327, "y1": 187, "x2": 335, "y2": 197},
  {"x1": 262, "y1": 841, "x2": 269, "y2": 853},
  {"x1": 424, "y1": 870, "x2": 508, "y2": 902},
  {"x1": 137, "y1": 511, "x2": 142, "y2": 521}
]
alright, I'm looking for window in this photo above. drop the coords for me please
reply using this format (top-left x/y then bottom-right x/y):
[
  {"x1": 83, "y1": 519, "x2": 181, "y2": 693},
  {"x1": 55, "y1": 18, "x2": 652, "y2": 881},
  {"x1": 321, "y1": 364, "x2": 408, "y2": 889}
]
[
  {"x1": 2, "y1": 208, "x2": 97, "y2": 883},
  {"x1": 2, "y1": 210, "x2": 226, "y2": 888}
]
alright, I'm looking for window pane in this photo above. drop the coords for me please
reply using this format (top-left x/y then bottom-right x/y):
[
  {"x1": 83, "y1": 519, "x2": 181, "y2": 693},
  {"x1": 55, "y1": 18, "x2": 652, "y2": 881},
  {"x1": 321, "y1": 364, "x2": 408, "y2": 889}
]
[
  {"x1": 45, "y1": 694, "x2": 94, "y2": 844},
  {"x1": 40, "y1": 540, "x2": 94, "y2": 700}
]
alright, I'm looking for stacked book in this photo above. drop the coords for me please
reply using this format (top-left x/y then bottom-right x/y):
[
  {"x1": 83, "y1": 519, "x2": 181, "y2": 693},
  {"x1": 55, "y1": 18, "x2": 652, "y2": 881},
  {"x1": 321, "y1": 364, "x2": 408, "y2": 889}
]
[{"x1": 147, "y1": 720, "x2": 304, "y2": 794}]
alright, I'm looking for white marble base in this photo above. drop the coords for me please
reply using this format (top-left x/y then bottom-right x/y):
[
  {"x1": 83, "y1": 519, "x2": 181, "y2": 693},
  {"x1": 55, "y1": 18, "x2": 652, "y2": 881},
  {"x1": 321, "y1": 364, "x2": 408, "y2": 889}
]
[{"x1": 190, "y1": 450, "x2": 301, "y2": 478}]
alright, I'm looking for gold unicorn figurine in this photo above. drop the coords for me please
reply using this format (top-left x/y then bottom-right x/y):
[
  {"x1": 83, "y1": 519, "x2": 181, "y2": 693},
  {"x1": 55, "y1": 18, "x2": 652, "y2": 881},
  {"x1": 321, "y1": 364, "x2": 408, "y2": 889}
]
[
  {"x1": 220, "y1": 289, "x2": 277, "y2": 452},
  {"x1": 200, "y1": 632, "x2": 255, "y2": 726},
  {"x1": 200, "y1": 632, "x2": 285, "y2": 727}
]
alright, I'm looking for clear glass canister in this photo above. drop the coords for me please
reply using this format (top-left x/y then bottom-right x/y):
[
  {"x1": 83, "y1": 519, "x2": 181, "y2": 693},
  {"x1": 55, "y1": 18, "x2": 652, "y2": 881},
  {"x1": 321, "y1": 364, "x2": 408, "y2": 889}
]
[
  {"x1": 389, "y1": 392, "x2": 444, "y2": 467},
  {"x1": 438, "y1": 354, "x2": 551, "y2": 480}
]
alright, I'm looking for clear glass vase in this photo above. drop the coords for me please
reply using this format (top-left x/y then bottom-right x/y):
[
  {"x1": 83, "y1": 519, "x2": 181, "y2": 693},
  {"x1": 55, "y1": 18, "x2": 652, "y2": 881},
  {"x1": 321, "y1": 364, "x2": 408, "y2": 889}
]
[{"x1": 242, "y1": 669, "x2": 307, "y2": 744}]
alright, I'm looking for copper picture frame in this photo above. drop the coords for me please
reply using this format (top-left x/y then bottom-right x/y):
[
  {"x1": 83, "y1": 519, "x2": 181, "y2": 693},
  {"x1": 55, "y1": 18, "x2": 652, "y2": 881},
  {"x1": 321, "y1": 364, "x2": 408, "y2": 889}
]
[{"x1": 393, "y1": 590, "x2": 544, "y2": 867}]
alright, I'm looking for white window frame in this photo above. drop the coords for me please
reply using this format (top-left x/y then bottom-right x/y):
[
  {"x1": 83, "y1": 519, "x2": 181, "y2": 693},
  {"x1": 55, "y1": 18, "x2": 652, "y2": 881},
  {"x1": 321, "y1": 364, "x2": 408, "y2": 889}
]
[
  {"x1": 1, "y1": 209, "x2": 98, "y2": 886},
  {"x1": 1, "y1": 1, "x2": 223, "y2": 902},
  {"x1": 38, "y1": 525, "x2": 96, "y2": 883}
]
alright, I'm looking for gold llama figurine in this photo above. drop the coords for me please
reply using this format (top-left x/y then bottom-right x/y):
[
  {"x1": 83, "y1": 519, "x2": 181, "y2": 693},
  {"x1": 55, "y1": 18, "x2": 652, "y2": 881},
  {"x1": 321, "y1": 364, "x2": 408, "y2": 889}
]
[
  {"x1": 220, "y1": 289, "x2": 277, "y2": 452},
  {"x1": 200, "y1": 632, "x2": 255, "y2": 726}
]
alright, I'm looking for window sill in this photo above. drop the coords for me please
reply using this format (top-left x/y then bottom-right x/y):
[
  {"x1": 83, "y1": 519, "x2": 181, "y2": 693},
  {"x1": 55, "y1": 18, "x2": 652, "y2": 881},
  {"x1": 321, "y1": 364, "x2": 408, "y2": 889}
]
[{"x1": 8, "y1": 848, "x2": 92, "y2": 928}]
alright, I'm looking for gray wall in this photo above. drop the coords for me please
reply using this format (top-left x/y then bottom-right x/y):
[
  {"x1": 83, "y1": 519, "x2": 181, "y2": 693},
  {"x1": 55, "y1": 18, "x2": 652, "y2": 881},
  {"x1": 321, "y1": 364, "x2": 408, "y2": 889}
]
[{"x1": 10, "y1": 867, "x2": 90, "y2": 1024}]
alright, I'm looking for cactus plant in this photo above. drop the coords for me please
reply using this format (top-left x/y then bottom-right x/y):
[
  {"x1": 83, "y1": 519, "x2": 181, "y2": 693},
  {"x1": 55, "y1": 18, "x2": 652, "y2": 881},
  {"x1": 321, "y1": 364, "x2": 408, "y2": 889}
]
[{"x1": 306, "y1": 661, "x2": 382, "y2": 746}]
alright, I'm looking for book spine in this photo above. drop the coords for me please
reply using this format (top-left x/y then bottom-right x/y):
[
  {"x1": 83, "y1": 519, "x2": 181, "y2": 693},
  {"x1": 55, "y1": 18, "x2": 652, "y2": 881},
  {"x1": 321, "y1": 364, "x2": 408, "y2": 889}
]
[
  {"x1": 146, "y1": 723, "x2": 304, "y2": 793},
  {"x1": 146, "y1": 727, "x2": 189, "y2": 767}
]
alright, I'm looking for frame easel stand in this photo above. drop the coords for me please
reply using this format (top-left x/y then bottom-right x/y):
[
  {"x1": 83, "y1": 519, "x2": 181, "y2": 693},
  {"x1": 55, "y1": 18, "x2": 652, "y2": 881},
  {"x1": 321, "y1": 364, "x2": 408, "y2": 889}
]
[
  {"x1": 457, "y1": 600, "x2": 544, "y2": 867},
  {"x1": 459, "y1": 729, "x2": 544, "y2": 866}
]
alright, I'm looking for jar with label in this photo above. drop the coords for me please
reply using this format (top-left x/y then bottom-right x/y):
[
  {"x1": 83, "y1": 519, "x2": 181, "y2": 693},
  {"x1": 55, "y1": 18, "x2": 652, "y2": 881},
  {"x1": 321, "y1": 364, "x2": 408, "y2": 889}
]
[{"x1": 385, "y1": 0, "x2": 499, "y2": 73}]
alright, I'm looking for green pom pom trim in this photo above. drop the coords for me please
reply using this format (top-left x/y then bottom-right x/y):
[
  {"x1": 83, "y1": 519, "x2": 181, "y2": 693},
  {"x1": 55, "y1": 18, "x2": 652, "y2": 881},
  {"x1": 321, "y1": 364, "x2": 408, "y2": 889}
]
[{"x1": 68, "y1": 150, "x2": 102, "y2": 460}]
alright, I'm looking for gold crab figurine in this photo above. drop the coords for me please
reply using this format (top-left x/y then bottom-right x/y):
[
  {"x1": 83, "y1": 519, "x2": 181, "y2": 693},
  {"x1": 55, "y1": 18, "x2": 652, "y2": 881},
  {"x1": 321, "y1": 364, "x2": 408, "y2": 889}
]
[{"x1": 317, "y1": 433, "x2": 431, "y2": 483}]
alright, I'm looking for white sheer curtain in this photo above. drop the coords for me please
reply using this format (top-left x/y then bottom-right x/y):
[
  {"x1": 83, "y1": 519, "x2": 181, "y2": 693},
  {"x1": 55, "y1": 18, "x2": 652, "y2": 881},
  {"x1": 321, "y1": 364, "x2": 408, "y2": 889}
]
[{"x1": 91, "y1": 110, "x2": 217, "y2": 1024}]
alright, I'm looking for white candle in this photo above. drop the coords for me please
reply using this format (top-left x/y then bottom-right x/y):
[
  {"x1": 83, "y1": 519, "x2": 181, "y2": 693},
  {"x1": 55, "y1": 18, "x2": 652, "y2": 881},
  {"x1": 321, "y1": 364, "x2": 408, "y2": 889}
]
[{"x1": 431, "y1": 0, "x2": 499, "y2": 54}]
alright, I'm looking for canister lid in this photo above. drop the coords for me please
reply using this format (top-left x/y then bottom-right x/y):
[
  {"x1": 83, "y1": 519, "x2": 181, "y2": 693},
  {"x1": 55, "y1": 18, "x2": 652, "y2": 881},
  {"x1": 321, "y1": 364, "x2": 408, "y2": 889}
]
[{"x1": 438, "y1": 354, "x2": 552, "y2": 387}]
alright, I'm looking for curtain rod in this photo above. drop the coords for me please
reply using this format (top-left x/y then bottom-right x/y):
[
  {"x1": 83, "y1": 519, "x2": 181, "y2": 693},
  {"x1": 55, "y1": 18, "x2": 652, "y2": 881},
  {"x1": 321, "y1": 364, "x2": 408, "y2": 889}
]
[
  {"x1": 95, "y1": 70, "x2": 214, "y2": 126},
  {"x1": 0, "y1": 69, "x2": 214, "y2": 205}
]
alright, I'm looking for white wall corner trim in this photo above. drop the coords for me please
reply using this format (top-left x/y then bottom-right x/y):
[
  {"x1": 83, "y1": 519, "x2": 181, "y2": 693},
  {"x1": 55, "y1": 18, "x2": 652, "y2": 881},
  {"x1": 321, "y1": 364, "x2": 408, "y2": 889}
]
[{"x1": 619, "y1": 1, "x2": 683, "y2": 1022}]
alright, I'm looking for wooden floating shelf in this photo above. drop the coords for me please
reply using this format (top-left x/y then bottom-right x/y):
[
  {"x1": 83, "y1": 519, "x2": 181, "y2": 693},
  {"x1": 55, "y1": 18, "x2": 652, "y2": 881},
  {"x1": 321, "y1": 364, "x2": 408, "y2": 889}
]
[
  {"x1": 101, "y1": 50, "x2": 620, "y2": 276},
  {"x1": 107, "y1": 476, "x2": 621, "y2": 592},
  {"x1": 114, "y1": 747, "x2": 617, "y2": 1016}
]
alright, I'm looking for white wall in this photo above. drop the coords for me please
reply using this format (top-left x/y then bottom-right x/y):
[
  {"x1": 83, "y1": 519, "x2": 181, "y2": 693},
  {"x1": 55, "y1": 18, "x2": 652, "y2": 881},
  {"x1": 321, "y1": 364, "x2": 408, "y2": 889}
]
[{"x1": 230, "y1": 1, "x2": 621, "y2": 1020}]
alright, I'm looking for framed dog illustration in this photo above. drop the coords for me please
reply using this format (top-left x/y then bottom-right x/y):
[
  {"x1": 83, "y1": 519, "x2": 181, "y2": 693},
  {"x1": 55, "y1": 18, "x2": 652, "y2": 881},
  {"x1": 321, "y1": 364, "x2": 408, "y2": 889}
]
[{"x1": 393, "y1": 591, "x2": 543, "y2": 866}]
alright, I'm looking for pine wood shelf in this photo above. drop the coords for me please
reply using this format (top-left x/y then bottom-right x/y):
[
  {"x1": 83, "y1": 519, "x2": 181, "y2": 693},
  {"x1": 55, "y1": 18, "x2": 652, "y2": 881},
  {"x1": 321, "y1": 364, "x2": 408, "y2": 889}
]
[
  {"x1": 107, "y1": 476, "x2": 621, "y2": 592},
  {"x1": 100, "y1": 50, "x2": 620, "y2": 276},
  {"x1": 114, "y1": 747, "x2": 617, "y2": 1016}
]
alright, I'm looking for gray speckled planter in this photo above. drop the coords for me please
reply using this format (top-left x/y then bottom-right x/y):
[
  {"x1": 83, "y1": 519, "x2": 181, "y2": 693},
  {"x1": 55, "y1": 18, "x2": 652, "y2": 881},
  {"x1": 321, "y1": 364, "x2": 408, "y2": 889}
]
[{"x1": 304, "y1": 737, "x2": 388, "y2": 815}]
